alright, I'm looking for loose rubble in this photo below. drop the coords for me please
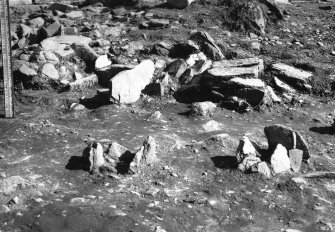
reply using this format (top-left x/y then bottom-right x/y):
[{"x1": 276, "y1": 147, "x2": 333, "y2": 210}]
[{"x1": 1, "y1": 0, "x2": 335, "y2": 231}]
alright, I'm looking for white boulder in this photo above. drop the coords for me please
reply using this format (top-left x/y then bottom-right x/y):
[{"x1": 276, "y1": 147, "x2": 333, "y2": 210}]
[{"x1": 109, "y1": 60, "x2": 155, "y2": 104}]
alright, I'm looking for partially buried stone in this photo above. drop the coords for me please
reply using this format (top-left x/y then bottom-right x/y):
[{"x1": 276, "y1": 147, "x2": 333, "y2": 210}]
[
  {"x1": 190, "y1": 101, "x2": 216, "y2": 116},
  {"x1": 149, "y1": 19, "x2": 169, "y2": 28}
]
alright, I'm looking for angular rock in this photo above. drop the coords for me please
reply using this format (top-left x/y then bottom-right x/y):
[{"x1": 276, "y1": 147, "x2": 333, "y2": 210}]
[
  {"x1": 273, "y1": 76, "x2": 295, "y2": 93},
  {"x1": 95, "y1": 55, "x2": 112, "y2": 70},
  {"x1": 0, "y1": 205, "x2": 10, "y2": 214},
  {"x1": 165, "y1": 59, "x2": 188, "y2": 80},
  {"x1": 108, "y1": 142, "x2": 128, "y2": 159},
  {"x1": 167, "y1": 0, "x2": 195, "y2": 9},
  {"x1": 236, "y1": 136, "x2": 259, "y2": 163},
  {"x1": 290, "y1": 150, "x2": 303, "y2": 173},
  {"x1": 257, "y1": 162, "x2": 271, "y2": 178},
  {"x1": 264, "y1": 124, "x2": 310, "y2": 160},
  {"x1": 131, "y1": 136, "x2": 157, "y2": 171},
  {"x1": 48, "y1": 3, "x2": 77, "y2": 12},
  {"x1": 149, "y1": 19, "x2": 170, "y2": 28},
  {"x1": 238, "y1": 155, "x2": 261, "y2": 172},
  {"x1": 271, "y1": 144, "x2": 290, "y2": 174},
  {"x1": 259, "y1": 0, "x2": 284, "y2": 20},
  {"x1": 221, "y1": 96, "x2": 251, "y2": 113},
  {"x1": 111, "y1": 6, "x2": 128, "y2": 16},
  {"x1": 271, "y1": 63, "x2": 313, "y2": 88},
  {"x1": 63, "y1": 27, "x2": 78, "y2": 35},
  {"x1": 152, "y1": 43, "x2": 171, "y2": 56},
  {"x1": 66, "y1": 11, "x2": 84, "y2": 19},
  {"x1": 41, "y1": 36, "x2": 92, "y2": 57},
  {"x1": 251, "y1": 41, "x2": 261, "y2": 51},
  {"x1": 266, "y1": 86, "x2": 281, "y2": 103},
  {"x1": 70, "y1": 103, "x2": 85, "y2": 111},
  {"x1": 192, "y1": 59, "x2": 212, "y2": 75},
  {"x1": 109, "y1": 60, "x2": 155, "y2": 104},
  {"x1": 142, "y1": 136, "x2": 157, "y2": 164},
  {"x1": 43, "y1": 51, "x2": 60, "y2": 64},
  {"x1": 179, "y1": 68, "x2": 195, "y2": 85},
  {"x1": 190, "y1": 101, "x2": 216, "y2": 116},
  {"x1": 19, "y1": 64, "x2": 37, "y2": 77},
  {"x1": 41, "y1": 63, "x2": 59, "y2": 80},
  {"x1": 17, "y1": 24, "x2": 32, "y2": 38},
  {"x1": 254, "y1": 5, "x2": 266, "y2": 34},
  {"x1": 41, "y1": 21, "x2": 61, "y2": 38},
  {"x1": 229, "y1": 77, "x2": 265, "y2": 89},
  {"x1": 103, "y1": 26, "x2": 122, "y2": 37},
  {"x1": 96, "y1": 64, "x2": 135, "y2": 87},
  {"x1": 28, "y1": 17, "x2": 45, "y2": 28},
  {"x1": 69, "y1": 74, "x2": 98, "y2": 90},
  {"x1": 88, "y1": 142, "x2": 105, "y2": 174},
  {"x1": 190, "y1": 31, "x2": 224, "y2": 61},
  {"x1": 186, "y1": 53, "x2": 207, "y2": 67},
  {"x1": 203, "y1": 66, "x2": 260, "y2": 82},
  {"x1": 212, "y1": 57, "x2": 264, "y2": 72}
]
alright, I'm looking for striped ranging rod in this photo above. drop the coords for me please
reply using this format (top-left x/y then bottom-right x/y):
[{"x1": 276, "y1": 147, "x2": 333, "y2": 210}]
[{"x1": 0, "y1": 0, "x2": 14, "y2": 118}]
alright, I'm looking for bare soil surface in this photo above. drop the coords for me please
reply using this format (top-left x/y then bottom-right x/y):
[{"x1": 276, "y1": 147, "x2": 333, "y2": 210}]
[{"x1": 1, "y1": 0, "x2": 335, "y2": 232}]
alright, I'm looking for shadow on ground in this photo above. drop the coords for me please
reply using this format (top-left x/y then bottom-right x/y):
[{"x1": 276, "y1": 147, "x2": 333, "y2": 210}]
[
  {"x1": 309, "y1": 126, "x2": 335, "y2": 135},
  {"x1": 65, "y1": 147, "x2": 90, "y2": 171},
  {"x1": 116, "y1": 151, "x2": 136, "y2": 174},
  {"x1": 80, "y1": 95, "x2": 110, "y2": 110},
  {"x1": 211, "y1": 156, "x2": 238, "y2": 169}
]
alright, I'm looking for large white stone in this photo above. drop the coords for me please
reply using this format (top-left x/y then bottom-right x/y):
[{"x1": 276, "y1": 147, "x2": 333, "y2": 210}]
[
  {"x1": 95, "y1": 55, "x2": 112, "y2": 69},
  {"x1": 41, "y1": 63, "x2": 59, "y2": 80},
  {"x1": 271, "y1": 144, "x2": 291, "y2": 174},
  {"x1": 109, "y1": 60, "x2": 155, "y2": 104},
  {"x1": 40, "y1": 36, "x2": 92, "y2": 57}
]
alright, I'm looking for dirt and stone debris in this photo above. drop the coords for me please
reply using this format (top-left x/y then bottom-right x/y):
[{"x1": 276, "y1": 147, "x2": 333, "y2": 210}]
[{"x1": 0, "y1": 0, "x2": 335, "y2": 231}]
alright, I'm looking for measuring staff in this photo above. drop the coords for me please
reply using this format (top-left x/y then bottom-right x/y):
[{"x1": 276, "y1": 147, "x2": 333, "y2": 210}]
[{"x1": 0, "y1": 0, "x2": 14, "y2": 118}]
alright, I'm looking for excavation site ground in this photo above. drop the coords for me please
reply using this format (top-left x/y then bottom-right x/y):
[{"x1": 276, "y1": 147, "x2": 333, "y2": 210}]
[{"x1": 0, "y1": 0, "x2": 335, "y2": 231}]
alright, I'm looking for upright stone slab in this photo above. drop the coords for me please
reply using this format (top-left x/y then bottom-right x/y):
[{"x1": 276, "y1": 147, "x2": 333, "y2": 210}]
[{"x1": 264, "y1": 124, "x2": 310, "y2": 160}]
